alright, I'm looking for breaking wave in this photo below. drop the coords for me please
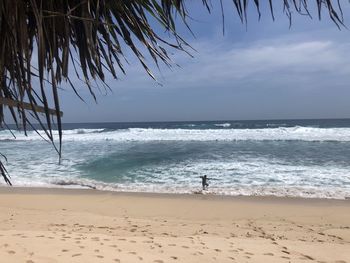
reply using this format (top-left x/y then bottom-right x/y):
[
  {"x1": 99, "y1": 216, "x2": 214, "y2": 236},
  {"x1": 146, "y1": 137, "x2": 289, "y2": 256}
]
[{"x1": 2, "y1": 126, "x2": 350, "y2": 142}]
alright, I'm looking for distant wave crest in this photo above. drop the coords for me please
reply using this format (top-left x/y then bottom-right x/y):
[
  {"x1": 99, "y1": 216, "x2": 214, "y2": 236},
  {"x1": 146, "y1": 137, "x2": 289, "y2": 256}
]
[
  {"x1": 214, "y1": 123, "x2": 231, "y2": 128},
  {"x1": 2, "y1": 126, "x2": 350, "y2": 142}
]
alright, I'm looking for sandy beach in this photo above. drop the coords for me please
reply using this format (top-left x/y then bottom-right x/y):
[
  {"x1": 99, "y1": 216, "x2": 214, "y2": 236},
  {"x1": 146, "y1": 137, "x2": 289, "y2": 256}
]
[{"x1": 0, "y1": 187, "x2": 349, "y2": 262}]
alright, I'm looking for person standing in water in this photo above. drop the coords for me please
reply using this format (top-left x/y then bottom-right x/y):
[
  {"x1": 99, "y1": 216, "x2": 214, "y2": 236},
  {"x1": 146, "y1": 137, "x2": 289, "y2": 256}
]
[{"x1": 200, "y1": 175, "x2": 209, "y2": 190}]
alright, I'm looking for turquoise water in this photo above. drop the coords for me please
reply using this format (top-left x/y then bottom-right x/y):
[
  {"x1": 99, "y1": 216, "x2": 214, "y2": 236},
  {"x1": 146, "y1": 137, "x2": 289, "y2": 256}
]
[{"x1": 1, "y1": 119, "x2": 350, "y2": 199}]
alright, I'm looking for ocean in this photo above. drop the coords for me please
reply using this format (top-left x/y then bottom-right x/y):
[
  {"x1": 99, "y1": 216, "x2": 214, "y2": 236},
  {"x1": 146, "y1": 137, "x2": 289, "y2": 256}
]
[{"x1": 1, "y1": 119, "x2": 350, "y2": 199}]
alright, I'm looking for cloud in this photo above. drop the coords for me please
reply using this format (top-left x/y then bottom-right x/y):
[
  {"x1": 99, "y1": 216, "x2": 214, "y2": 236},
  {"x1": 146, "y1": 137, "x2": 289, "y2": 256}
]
[
  {"x1": 54, "y1": 33, "x2": 350, "y2": 122},
  {"x1": 152, "y1": 37, "x2": 350, "y2": 90},
  {"x1": 64, "y1": 31, "x2": 350, "y2": 95}
]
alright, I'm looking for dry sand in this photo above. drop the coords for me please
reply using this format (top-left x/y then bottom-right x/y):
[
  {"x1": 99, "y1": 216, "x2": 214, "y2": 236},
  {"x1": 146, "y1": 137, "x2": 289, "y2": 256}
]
[{"x1": 0, "y1": 187, "x2": 349, "y2": 263}]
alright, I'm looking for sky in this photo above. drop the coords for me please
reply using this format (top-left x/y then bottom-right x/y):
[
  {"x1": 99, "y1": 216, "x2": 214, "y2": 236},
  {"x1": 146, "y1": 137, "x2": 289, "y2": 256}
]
[{"x1": 56, "y1": 2, "x2": 350, "y2": 123}]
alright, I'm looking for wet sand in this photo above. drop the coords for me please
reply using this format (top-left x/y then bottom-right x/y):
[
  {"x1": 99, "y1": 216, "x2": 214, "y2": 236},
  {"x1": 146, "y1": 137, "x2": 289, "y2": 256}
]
[{"x1": 0, "y1": 187, "x2": 349, "y2": 262}]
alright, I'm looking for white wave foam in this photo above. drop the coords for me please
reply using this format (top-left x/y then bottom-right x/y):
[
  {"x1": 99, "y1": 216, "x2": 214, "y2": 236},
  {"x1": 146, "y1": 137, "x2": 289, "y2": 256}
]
[
  {"x1": 214, "y1": 123, "x2": 231, "y2": 128},
  {"x1": 3, "y1": 178, "x2": 349, "y2": 199},
  {"x1": 64, "y1": 128, "x2": 105, "y2": 135},
  {"x1": 0, "y1": 128, "x2": 104, "y2": 140},
  {"x1": 2, "y1": 156, "x2": 350, "y2": 199},
  {"x1": 2, "y1": 126, "x2": 350, "y2": 142}
]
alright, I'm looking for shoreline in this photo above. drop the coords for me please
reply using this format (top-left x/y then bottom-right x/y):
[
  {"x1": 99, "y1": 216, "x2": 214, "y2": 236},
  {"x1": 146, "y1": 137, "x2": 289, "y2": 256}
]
[
  {"x1": 1, "y1": 185, "x2": 350, "y2": 203},
  {"x1": 0, "y1": 186, "x2": 349, "y2": 262}
]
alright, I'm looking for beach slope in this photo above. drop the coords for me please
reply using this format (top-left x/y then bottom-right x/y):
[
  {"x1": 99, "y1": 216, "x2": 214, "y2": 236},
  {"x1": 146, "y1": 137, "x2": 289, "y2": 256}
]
[{"x1": 0, "y1": 187, "x2": 349, "y2": 262}]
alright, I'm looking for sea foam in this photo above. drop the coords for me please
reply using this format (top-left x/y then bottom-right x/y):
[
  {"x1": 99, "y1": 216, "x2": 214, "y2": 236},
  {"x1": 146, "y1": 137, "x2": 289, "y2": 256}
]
[
  {"x1": 1, "y1": 126, "x2": 350, "y2": 142},
  {"x1": 1, "y1": 123, "x2": 350, "y2": 199}
]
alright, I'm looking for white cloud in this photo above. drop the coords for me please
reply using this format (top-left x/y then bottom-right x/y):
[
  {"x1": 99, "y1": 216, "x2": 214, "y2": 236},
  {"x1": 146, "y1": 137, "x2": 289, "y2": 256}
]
[
  {"x1": 64, "y1": 34, "x2": 350, "y2": 97},
  {"x1": 154, "y1": 38, "x2": 350, "y2": 90}
]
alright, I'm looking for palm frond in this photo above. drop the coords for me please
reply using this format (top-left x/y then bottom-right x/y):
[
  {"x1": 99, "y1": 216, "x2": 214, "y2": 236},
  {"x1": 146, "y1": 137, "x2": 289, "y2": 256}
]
[{"x1": 0, "y1": 0, "x2": 347, "y2": 184}]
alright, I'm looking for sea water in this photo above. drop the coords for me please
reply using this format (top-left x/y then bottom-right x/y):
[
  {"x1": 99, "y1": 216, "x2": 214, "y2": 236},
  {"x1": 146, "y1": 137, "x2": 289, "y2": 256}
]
[{"x1": 1, "y1": 119, "x2": 350, "y2": 199}]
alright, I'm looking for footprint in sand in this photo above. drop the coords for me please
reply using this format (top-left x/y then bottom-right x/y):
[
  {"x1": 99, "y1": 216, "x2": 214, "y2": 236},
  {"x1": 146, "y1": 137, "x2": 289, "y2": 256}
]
[
  {"x1": 263, "y1": 253, "x2": 274, "y2": 256},
  {"x1": 7, "y1": 250, "x2": 16, "y2": 254},
  {"x1": 153, "y1": 260, "x2": 164, "y2": 263},
  {"x1": 72, "y1": 253, "x2": 82, "y2": 257}
]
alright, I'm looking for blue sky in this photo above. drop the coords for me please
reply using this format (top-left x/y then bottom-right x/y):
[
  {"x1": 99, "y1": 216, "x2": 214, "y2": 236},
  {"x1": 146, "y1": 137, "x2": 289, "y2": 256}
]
[{"x1": 58, "y1": 2, "x2": 350, "y2": 123}]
